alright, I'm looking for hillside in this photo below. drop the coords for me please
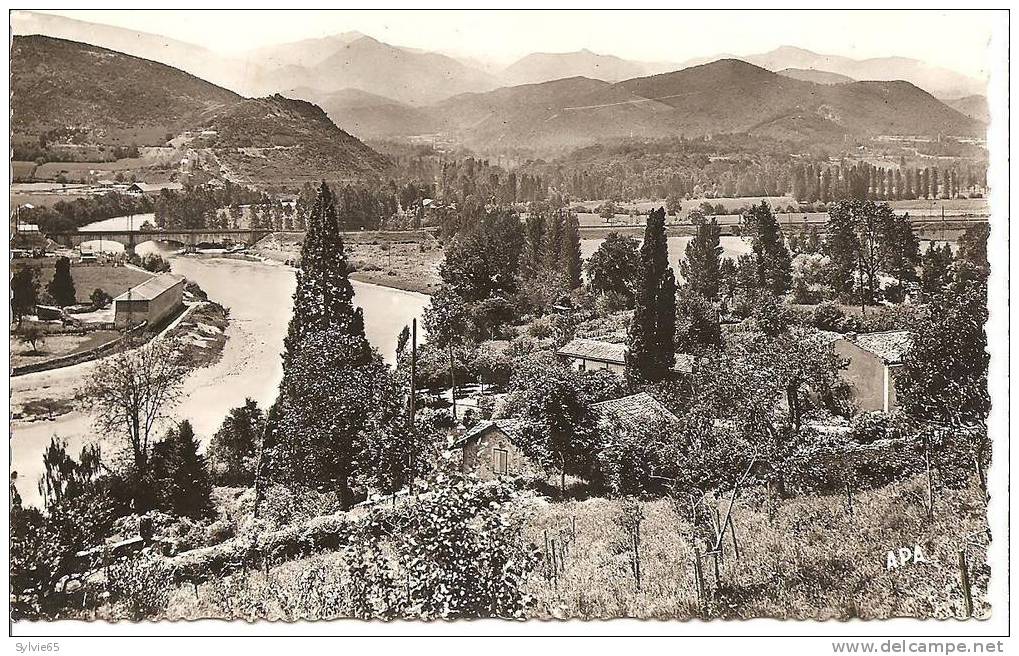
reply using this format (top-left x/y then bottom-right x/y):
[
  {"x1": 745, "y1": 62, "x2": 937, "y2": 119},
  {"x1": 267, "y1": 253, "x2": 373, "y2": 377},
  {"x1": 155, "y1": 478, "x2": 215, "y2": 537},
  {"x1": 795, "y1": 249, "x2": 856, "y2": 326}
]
[
  {"x1": 11, "y1": 35, "x2": 242, "y2": 145},
  {"x1": 777, "y1": 67, "x2": 854, "y2": 85},
  {"x1": 251, "y1": 35, "x2": 501, "y2": 105},
  {"x1": 740, "y1": 46, "x2": 985, "y2": 99},
  {"x1": 944, "y1": 95, "x2": 990, "y2": 123},
  {"x1": 311, "y1": 89, "x2": 437, "y2": 139},
  {"x1": 199, "y1": 95, "x2": 390, "y2": 184},
  {"x1": 11, "y1": 10, "x2": 257, "y2": 94},
  {"x1": 501, "y1": 49, "x2": 658, "y2": 85},
  {"x1": 424, "y1": 59, "x2": 981, "y2": 152},
  {"x1": 11, "y1": 35, "x2": 389, "y2": 184}
]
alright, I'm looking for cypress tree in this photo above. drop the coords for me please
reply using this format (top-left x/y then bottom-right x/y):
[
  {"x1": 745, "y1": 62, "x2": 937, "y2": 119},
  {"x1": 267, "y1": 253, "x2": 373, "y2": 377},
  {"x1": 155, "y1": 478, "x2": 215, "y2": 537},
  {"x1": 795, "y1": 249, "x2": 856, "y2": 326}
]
[
  {"x1": 264, "y1": 182, "x2": 393, "y2": 509},
  {"x1": 47, "y1": 256, "x2": 76, "y2": 306},
  {"x1": 283, "y1": 181, "x2": 364, "y2": 361},
  {"x1": 563, "y1": 210, "x2": 582, "y2": 289},
  {"x1": 626, "y1": 207, "x2": 673, "y2": 383}
]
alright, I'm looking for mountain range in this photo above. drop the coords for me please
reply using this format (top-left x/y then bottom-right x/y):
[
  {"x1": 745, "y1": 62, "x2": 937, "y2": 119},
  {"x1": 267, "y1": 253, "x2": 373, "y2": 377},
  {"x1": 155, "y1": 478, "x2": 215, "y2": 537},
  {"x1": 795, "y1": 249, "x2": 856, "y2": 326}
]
[
  {"x1": 13, "y1": 11, "x2": 986, "y2": 103},
  {"x1": 420, "y1": 59, "x2": 982, "y2": 152},
  {"x1": 10, "y1": 14, "x2": 987, "y2": 169}
]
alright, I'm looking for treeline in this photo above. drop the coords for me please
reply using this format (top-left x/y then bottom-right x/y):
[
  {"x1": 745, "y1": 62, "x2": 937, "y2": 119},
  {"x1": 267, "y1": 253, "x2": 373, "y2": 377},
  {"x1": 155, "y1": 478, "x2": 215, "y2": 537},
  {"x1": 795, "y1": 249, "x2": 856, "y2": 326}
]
[
  {"x1": 20, "y1": 193, "x2": 154, "y2": 233},
  {"x1": 438, "y1": 158, "x2": 548, "y2": 207},
  {"x1": 791, "y1": 161, "x2": 986, "y2": 203}
]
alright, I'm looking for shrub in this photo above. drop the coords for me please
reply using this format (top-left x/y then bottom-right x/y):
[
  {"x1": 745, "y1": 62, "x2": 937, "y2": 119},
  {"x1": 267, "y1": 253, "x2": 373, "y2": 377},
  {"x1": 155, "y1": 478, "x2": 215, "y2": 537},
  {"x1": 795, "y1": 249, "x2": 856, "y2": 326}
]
[{"x1": 89, "y1": 288, "x2": 113, "y2": 309}]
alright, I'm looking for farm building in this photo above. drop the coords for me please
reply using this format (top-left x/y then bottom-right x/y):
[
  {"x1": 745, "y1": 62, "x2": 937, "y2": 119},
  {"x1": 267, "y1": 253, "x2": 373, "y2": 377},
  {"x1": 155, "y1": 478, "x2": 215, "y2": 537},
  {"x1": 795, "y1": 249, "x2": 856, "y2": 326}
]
[
  {"x1": 834, "y1": 330, "x2": 913, "y2": 413},
  {"x1": 127, "y1": 182, "x2": 184, "y2": 195},
  {"x1": 456, "y1": 419, "x2": 540, "y2": 481},
  {"x1": 556, "y1": 337, "x2": 695, "y2": 376},
  {"x1": 113, "y1": 273, "x2": 186, "y2": 328}
]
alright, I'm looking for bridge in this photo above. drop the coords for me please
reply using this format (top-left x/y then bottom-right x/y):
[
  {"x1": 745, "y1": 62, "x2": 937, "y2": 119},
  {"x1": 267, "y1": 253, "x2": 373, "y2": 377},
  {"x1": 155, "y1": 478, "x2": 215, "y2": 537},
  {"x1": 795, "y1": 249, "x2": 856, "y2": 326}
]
[{"x1": 47, "y1": 228, "x2": 279, "y2": 254}]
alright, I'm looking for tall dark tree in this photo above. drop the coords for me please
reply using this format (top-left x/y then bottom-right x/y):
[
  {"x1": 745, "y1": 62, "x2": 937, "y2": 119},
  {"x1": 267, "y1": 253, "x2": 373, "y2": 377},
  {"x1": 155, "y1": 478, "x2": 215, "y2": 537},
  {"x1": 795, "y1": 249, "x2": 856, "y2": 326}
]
[
  {"x1": 745, "y1": 202, "x2": 792, "y2": 296},
  {"x1": 680, "y1": 215, "x2": 722, "y2": 300},
  {"x1": 919, "y1": 242, "x2": 955, "y2": 299},
  {"x1": 47, "y1": 257, "x2": 76, "y2": 306},
  {"x1": 283, "y1": 182, "x2": 362, "y2": 359},
  {"x1": 626, "y1": 207, "x2": 674, "y2": 383},
  {"x1": 11, "y1": 268, "x2": 39, "y2": 324},
  {"x1": 563, "y1": 210, "x2": 583, "y2": 289},
  {"x1": 151, "y1": 420, "x2": 213, "y2": 519},
  {"x1": 262, "y1": 182, "x2": 395, "y2": 509}
]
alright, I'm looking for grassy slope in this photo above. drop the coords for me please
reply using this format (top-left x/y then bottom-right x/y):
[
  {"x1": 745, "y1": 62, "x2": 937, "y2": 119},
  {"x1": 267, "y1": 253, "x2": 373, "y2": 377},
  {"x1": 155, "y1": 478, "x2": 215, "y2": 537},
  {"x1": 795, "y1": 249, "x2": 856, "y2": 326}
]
[{"x1": 131, "y1": 474, "x2": 987, "y2": 621}]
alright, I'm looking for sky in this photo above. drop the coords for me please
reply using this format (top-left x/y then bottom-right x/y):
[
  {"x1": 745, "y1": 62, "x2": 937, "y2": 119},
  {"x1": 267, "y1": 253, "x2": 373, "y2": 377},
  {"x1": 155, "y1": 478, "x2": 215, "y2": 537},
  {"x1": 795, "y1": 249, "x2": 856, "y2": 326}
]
[{"x1": 38, "y1": 8, "x2": 996, "y2": 79}]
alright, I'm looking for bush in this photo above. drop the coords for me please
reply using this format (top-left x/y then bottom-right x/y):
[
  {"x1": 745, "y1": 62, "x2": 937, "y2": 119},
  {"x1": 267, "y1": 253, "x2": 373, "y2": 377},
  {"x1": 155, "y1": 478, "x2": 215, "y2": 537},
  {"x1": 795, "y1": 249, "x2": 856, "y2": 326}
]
[
  {"x1": 811, "y1": 301, "x2": 848, "y2": 332},
  {"x1": 89, "y1": 288, "x2": 113, "y2": 309},
  {"x1": 105, "y1": 555, "x2": 173, "y2": 620}
]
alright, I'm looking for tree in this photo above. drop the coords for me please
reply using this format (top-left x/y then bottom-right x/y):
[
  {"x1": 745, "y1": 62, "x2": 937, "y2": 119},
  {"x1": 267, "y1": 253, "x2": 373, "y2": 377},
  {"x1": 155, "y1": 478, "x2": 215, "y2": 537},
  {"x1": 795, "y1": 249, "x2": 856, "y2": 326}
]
[
  {"x1": 824, "y1": 200, "x2": 916, "y2": 306},
  {"x1": 47, "y1": 256, "x2": 76, "y2": 306},
  {"x1": 11, "y1": 267, "x2": 39, "y2": 324},
  {"x1": 744, "y1": 202, "x2": 792, "y2": 296},
  {"x1": 207, "y1": 398, "x2": 264, "y2": 485},
  {"x1": 264, "y1": 182, "x2": 395, "y2": 509},
  {"x1": 150, "y1": 420, "x2": 213, "y2": 518},
  {"x1": 675, "y1": 288, "x2": 721, "y2": 352},
  {"x1": 563, "y1": 210, "x2": 582, "y2": 289},
  {"x1": 19, "y1": 325, "x2": 46, "y2": 354},
  {"x1": 919, "y1": 242, "x2": 955, "y2": 299},
  {"x1": 585, "y1": 232, "x2": 641, "y2": 307},
  {"x1": 90, "y1": 288, "x2": 112, "y2": 309},
  {"x1": 626, "y1": 207, "x2": 675, "y2": 383},
  {"x1": 680, "y1": 216, "x2": 722, "y2": 300},
  {"x1": 502, "y1": 353, "x2": 599, "y2": 493},
  {"x1": 666, "y1": 193, "x2": 682, "y2": 216},
  {"x1": 79, "y1": 338, "x2": 186, "y2": 509}
]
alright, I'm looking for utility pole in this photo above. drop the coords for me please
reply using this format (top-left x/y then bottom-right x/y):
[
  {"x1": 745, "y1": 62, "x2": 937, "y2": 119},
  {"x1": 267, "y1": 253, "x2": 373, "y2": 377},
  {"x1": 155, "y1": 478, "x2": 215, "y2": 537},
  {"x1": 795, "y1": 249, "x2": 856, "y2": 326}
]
[{"x1": 409, "y1": 318, "x2": 417, "y2": 427}]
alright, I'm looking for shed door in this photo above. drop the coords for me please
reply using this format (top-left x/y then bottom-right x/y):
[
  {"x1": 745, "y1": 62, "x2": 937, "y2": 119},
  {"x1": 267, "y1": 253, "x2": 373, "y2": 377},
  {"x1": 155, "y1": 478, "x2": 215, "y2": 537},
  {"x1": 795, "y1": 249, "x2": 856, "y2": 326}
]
[{"x1": 493, "y1": 448, "x2": 509, "y2": 475}]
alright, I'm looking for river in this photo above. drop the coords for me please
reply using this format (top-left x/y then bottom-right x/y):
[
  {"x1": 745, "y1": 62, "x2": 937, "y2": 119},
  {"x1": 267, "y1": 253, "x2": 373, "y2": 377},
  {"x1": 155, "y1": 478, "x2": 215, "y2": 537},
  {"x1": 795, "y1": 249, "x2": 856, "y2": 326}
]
[{"x1": 10, "y1": 254, "x2": 428, "y2": 507}]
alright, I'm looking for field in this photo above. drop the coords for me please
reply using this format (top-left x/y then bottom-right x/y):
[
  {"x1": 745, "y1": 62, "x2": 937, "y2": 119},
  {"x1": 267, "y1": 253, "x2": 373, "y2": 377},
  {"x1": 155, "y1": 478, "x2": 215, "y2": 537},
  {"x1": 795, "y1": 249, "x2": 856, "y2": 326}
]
[
  {"x1": 10, "y1": 329, "x2": 122, "y2": 369},
  {"x1": 11, "y1": 259, "x2": 153, "y2": 304},
  {"x1": 97, "y1": 474, "x2": 987, "y2": 621}
]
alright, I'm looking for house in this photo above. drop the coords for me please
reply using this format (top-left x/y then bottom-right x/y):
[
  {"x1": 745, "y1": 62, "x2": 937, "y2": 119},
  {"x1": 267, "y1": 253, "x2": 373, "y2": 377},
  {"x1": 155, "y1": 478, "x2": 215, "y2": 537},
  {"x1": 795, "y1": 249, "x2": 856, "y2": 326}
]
[
  {"x1": 455, "y1": 393, "x2": 680, "y2": 481},
  {"x1": 557, "y1": 338, "x2": 627, "y2": 374},
  {"x1": 556, "y1": 338, "x2": 695, "y2": 376},
  {"x1": 127, "y1": 182, "x2": 184, "y2": 195},
  {"x1": 455, "y1": 419, "x2": 539, "y2": 481},
  {"x1": 592, "y1": 392, "x2": 680, "y2": 432},
  {"x1": 833, "y1": 330, "x2": 912, "y2": 413},
  {"x1": 113, "y1": 274, "x2": 186, "y2": 328}
]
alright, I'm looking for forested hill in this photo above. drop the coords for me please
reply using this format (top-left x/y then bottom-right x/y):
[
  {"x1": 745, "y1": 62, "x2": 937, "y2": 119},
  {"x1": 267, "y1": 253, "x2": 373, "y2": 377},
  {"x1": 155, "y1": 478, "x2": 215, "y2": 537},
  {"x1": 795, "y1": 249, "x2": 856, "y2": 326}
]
[
  {"x1": 11, "y1": 35, "x2": 389, "y2": 183},
  {"x1": 424, "y1": 59, "x2": 983, "y2": 153},
  {"x1": 11, "y1": 35, "x2": 241, "y2": 143}
]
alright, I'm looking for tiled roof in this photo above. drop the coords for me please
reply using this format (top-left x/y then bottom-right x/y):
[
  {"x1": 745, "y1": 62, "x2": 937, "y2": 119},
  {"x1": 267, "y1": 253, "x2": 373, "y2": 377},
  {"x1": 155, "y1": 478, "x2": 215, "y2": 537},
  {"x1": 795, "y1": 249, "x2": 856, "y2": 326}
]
[
  {"x1": 851, "y1": 330, "x2": 913, "y2": 364},
  {"x1": 114, "y1": 274, "x2": 185, "y2": 302},
  {"x1": 454, "y1": 418, "x2": 524, "y2": 448},
  {"x1": 592, "y1": 392, "x2": 679, "y2": 432},
  {"x1": 557, "y1": 338, "x2": 627, "y2": 364}
]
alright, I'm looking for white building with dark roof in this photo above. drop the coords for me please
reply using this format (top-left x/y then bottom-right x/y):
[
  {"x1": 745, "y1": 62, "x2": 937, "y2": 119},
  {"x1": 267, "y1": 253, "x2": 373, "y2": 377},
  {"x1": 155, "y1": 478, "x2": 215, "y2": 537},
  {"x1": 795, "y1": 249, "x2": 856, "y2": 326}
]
[
  {"x1": 556, "y1": 337, "x2": 695, "y2": 376},
  {"x1": 113, "y1": 274, "x2": 186, "y2": 328}
]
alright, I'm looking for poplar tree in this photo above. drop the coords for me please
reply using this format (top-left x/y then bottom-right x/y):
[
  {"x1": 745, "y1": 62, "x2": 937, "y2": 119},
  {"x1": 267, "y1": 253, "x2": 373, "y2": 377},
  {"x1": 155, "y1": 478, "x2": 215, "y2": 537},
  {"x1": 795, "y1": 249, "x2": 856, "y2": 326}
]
[
  {"x1": 746, "y1": 202, "x2": 792, "y2": 296},
  {"x1": 680, "y1": 215, "x2": 723, "y2": 300},
  {"x1": 563, "y1": 210, "x2": 582, "y2": 289}
]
